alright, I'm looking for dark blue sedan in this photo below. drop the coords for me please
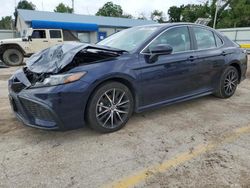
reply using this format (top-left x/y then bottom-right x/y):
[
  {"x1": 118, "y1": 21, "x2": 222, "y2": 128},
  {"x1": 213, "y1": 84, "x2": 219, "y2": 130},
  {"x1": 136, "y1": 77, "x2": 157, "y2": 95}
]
[{"x1": 8, "y1": 23, "x2": 248, "y2": 133}]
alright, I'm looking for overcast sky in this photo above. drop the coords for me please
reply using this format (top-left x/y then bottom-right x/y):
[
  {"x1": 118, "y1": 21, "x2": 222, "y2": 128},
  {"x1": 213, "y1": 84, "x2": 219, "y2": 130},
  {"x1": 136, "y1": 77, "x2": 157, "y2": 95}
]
[{"x1": 1, "y1": 0, "x2": 201, "y2": 19}]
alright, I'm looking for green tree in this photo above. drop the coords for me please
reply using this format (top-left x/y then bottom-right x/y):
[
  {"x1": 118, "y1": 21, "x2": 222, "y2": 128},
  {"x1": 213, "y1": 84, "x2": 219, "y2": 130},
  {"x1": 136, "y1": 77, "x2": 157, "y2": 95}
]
[
  {"x1": 211, "y1": 0, "x2": 250, "y2": 28},
  {"x1": 0, "y1": 16, "x2": 12, "y2": 29},
  {"x1": 96, "y1": 2, "x2": 123, "y2": 17},
  {"x1": 168, "y1": 5, "x2": 184, "y2": 22},
  {"x1": 181, "y1": 3, "x2": 210, "y2": 23},
  {"x1": 166, "y1": 0, "x2": 250, "y2": 28},
  {"x1": 14, "y1": 0, "x2": 36, "y2": 26},
  {"x1": 227, "y1": 0, "x2": 250, "y2": 27},
  {"x1": 54, "y1": 3, "x2": 73, "y2": 13},
  {"x1": 151, "y1": 10, "x2": 165, "y2": 23},
  {"x1": 209, "y1": 0, "x2": 232, "y2": 27},
  {"x1": 17, "y1": 0, "x2": 36, "y2": 10}
]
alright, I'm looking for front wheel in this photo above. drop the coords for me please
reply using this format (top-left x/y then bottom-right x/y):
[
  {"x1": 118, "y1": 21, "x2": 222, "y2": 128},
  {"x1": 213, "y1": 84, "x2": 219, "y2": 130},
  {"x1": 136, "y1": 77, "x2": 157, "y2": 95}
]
[
  {"x1": 3, "y1": 48, "x2": 23, "y2": 66},
  {"x1": 87, "y1": 82, "x2": 134, "y2": 133},
  {"x1": 214, "y1": 66, "x2": 239, "y2": 98}
]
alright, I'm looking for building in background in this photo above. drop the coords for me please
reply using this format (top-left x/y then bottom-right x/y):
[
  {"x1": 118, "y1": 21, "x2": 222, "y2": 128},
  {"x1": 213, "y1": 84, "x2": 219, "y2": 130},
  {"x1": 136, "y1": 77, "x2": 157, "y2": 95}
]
[{"x1": 16, "y1": 9, "x2": 156, "y2": 43}]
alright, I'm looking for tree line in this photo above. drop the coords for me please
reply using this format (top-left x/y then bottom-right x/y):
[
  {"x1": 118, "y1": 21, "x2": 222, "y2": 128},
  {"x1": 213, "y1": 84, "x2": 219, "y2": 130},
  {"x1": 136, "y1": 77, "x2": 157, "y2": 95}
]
[{"x1": 0, "y1": 0, "x2": 250, "y2": 30}]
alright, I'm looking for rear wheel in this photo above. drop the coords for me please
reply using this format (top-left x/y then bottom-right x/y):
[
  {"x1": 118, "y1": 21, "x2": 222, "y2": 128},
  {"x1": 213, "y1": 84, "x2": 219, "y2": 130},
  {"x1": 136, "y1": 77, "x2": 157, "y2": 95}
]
[
  {"x1": 87, "y1": 82, "x2": 134, "y2": 133},
  {"x1": 3, "y1": 48, "x2": 23, "y2": 66},
  {"x1": 214, "y1": 66, "x2": 239, "y2": 98}
]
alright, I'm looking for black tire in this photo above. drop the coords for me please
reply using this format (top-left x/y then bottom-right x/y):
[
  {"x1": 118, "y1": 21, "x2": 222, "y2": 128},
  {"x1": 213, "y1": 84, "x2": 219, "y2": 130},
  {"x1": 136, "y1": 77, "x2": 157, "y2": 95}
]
[
  {"x1": 86, "y1": 81, "x2": 134, "y2": 133},
  {"x1": 3, "y1": 48, "x2": 23, "y2": 66},
  {"x1": 214, "y1": 66, "x2": 239, "y2": 98}
]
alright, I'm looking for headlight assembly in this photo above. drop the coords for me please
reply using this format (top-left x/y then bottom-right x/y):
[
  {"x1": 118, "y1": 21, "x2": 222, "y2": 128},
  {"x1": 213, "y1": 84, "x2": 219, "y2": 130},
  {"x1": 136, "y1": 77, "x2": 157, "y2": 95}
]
[{"x1": 33, "y1": 72, "x2": 87, "y2": 88}]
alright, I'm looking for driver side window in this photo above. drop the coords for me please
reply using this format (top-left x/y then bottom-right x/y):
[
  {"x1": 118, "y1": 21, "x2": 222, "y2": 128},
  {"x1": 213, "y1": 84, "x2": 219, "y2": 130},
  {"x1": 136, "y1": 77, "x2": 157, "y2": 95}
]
[
  {"x1": 32, "y1": 30, "x2": 46, "y2": 39},
  {"x1": 146, "y1": 26, "x2": 191, "y2": 53}
]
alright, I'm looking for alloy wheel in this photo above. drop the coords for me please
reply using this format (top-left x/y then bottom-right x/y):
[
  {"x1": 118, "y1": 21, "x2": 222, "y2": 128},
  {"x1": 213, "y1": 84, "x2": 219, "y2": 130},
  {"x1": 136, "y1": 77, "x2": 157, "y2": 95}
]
[
  {"x1": 96, "y1": 88, "x2": 130, "y2": 129},
  {"x1": 224, "y1": 69, "x2": 238, "y2": 96}
]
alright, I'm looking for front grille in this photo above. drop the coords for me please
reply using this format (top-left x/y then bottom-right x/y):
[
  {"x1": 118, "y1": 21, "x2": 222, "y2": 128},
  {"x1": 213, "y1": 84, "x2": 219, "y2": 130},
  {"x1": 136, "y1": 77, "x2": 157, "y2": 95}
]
[{"x1": 20, "y1": 98, "x2": 55, "y2": 122}]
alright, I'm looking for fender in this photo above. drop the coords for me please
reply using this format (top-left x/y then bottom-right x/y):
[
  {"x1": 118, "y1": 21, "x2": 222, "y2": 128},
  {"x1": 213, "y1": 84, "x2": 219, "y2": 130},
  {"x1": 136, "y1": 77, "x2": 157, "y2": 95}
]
[
  {"x1": 85, "y1": 73, "x2": 140, "y2": 112},
  {"x1": 0, "y1": 43, "x2": 26, "y2": 55}
]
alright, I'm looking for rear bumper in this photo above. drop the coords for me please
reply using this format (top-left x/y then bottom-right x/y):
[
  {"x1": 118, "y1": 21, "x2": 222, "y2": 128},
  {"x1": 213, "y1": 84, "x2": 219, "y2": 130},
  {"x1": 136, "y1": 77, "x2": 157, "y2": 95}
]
[{"x1": 8, "y1": 77, "x2": 91, "y2": 131}]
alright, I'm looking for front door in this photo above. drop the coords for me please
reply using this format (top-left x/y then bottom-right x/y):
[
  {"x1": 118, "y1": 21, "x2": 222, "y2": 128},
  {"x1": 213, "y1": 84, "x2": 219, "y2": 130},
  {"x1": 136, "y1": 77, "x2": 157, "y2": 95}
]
[
  {"x1": 138, "y1": 26, "x2": 199, "y2": 107},
  {"x1": 29, "y1": 29, "x2": 50, "y2": 53}
]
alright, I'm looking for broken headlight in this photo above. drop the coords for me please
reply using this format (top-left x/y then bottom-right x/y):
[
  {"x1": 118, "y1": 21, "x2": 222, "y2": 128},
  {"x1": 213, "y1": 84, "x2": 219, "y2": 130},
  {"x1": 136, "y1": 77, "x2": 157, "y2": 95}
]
[{"x1": 33, "y1": 72, "x2": 87, "y2": 88}]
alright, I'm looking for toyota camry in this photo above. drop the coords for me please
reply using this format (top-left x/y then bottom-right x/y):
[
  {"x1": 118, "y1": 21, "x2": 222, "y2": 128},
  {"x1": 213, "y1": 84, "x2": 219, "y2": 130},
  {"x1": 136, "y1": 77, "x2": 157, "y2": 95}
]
[{"x1": 8, "y1": 23, "x2": 248, "y2": 133}]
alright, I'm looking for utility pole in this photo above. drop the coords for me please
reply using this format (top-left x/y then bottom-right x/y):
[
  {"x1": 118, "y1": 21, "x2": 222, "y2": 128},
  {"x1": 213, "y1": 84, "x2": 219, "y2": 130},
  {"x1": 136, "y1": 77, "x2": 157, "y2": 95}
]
[
  {"x1": 213, "y1": 0, "x2": 221, "y2": 29},
  {"x1": 72, "y1": 0, "x2": 74, "y2": 13}
]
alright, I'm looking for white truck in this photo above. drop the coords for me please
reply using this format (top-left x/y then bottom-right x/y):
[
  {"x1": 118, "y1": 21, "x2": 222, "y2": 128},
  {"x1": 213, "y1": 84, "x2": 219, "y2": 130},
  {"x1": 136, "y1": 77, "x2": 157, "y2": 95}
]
[{"x1": 0, "y1": 28, "x2": 79, "y2": 66}]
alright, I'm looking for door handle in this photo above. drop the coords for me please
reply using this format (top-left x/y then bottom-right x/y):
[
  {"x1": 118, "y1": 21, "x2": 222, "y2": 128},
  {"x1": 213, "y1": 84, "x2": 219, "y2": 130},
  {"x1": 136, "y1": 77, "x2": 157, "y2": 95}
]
[
  {"x1": 221, "y1": 51, "x2": 227, "y2": 56},
  {"x1": 58, "y1": 40, "x2": 62, "y2": 42},
  {"x1": 187, "y1": 56, "x2": 197, "y2": 61},
  {"x1": 43, "y1": 40, "x2": 48, "y2": 42}
]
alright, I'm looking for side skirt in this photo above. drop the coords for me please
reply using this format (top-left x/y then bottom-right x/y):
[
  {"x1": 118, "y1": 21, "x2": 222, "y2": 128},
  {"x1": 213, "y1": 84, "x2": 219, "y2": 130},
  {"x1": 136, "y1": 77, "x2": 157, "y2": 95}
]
[{"x1": 136, "y1": 90, "x2": 214, "y2": 113}]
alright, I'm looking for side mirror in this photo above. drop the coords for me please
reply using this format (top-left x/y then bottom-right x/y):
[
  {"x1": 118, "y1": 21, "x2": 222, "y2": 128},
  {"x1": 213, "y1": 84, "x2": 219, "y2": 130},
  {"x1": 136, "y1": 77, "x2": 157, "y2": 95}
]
[
  {"x1": 28, "y1": 35, "x2": 32, "y2": 41},
  {"x1": 147, "y1": 44, "x2": 173, "y2": 63}
]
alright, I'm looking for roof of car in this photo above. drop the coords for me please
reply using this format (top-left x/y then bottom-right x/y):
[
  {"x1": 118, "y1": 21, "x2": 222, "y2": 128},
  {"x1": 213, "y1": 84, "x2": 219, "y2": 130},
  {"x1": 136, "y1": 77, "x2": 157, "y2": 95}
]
[{"x1": 137, "y1": 22, "x2": 211, "y2": 28}]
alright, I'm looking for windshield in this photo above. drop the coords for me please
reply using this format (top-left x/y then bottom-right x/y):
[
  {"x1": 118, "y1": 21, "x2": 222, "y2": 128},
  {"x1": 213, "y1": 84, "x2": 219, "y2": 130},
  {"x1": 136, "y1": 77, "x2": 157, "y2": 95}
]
[{"x1": 97, "y1": 26, "x2": 160, "y2": 52}]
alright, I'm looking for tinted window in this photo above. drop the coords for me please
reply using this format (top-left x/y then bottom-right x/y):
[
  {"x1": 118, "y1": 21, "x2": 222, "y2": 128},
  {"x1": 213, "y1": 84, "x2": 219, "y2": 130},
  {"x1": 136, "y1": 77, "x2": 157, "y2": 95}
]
[
  {"x1": 147, "y1": 26, "x2": 191, "y2": 53},
  {"x1": 193, "y1": 27, "x2": 216, "y2": 50},
  {"x1": 32, "y1": 30, "x2": 46, "y2": 39},
  {"x1": 49, "y1": 30, "x2": 62, "y2": 39},
  {"x1": 214, "y1": 34, "x2": 223, "y2": 47}
]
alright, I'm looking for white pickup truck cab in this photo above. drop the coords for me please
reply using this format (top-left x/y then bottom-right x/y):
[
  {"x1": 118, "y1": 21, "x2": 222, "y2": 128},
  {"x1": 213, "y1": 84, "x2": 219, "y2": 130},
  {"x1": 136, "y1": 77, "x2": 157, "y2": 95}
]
[{"x1": 0, "y1": 28, "x2": 79, "y2": 66}]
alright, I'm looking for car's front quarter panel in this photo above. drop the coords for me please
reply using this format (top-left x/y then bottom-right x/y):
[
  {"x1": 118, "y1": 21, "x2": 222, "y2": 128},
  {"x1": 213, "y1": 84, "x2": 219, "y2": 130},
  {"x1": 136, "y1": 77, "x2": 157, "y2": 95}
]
[{"x1": 69, "y1": 54, "x2": 142, "y2": 108}]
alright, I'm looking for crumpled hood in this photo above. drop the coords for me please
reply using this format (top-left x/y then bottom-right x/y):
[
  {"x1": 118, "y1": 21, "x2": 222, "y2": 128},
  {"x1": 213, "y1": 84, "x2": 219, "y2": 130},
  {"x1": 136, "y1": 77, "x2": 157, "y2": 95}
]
[{"x1": 26, "y1": 42, "x2": 125, "y2": 74}]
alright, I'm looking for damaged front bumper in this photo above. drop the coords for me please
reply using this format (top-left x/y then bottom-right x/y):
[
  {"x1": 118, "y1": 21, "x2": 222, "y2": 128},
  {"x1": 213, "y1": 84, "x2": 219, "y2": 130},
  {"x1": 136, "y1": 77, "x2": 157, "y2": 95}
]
[{"x1": 8, "y1": 71, "x2": 91, "y2": 131}]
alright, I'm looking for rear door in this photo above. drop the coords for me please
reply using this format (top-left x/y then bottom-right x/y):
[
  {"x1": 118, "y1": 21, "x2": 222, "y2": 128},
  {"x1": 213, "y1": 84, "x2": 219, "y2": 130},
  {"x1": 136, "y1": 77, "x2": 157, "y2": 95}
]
[
  {"x1": 49, "y1": 29, "x2": 63, "y2": 47},
  {"x1": 190, "y1": 26, "x2": 225, "y2": 90}
]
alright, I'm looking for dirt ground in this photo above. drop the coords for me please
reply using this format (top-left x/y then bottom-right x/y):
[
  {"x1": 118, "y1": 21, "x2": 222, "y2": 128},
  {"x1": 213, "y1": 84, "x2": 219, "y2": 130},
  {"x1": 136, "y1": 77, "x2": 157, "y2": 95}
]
[{"x1": 0, "y1": 59, "x2": 250, "y2": 188}]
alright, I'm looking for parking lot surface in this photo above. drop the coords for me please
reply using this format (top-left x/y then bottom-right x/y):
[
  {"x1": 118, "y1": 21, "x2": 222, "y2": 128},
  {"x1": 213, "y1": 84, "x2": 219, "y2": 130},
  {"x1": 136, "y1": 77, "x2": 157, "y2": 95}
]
[{"x1": 0, "y1": 59, "x2": 250, "y2": 188}]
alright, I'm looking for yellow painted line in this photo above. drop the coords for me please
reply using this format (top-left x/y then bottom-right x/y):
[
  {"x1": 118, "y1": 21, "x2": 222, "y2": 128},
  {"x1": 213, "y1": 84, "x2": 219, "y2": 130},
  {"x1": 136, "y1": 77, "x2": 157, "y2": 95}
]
[
  {"x1": 105, "y1": 125, "x2": 250, "y2": 188},
  {"x1": 240, "y1": 44, "x2": 250, "y2": 48}
]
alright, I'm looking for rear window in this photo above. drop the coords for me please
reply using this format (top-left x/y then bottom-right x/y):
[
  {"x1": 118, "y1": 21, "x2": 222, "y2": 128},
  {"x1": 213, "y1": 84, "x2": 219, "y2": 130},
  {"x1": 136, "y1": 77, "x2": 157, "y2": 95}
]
[
  {"x1": 49, "y1": 30, "x2": 62, "y2": 39},
  {"x1": 214, "y1": 34, "x2": 223, "y2": 47},
  {"x1": 193, "y1": 27, "x2": 216, "y2": 50}
]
